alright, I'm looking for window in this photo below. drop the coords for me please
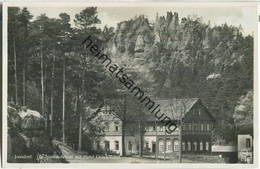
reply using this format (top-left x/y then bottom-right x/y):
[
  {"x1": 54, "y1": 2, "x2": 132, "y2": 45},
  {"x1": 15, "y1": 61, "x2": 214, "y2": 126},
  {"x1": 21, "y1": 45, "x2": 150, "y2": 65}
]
[
  {"x1": 182, "y1": 142, "x2": 185, "y2": 151},
  {"x1": 246, "y1": 138, "x2": 251, "y2": 148},
  {"x1": 198, "y1": 109, "x2": 201, "y2": 115},
  {"x1": 166, "y1": 140, "x2": 172, "y2": 151},
  {"x1": 194, "y1": 123, "x2": 197, "y2": 131},
  {"x1": 173, "y1": 140, "x2": 179, "y2": 151},
  {"x1": 160, "y1": 126, "x2": 164, "y2": 132},
  {"x1": 193, "y1": 142, "x2": 197, "y2": 151},
  {"x1": 103, "y1": 122, "x2": 109, "y2": 131},
  {"x1": 159, "y1": 140, "x2": 164, "y2": 152},
  {"x1": 128, "y1": 141, "x2": 132, "y2": 151},
  {"x1": 145, "y1": 142, "x2": 149, "y2": 149},
  {"x1": 184, "y1": 123, "x2": 187, "y2": 131},
  {"x1": 114, "y1": 122, "x2": 119, "y2": 132},
  {"x1": 200, "y1": 142, "x2": 203, "y2": 151},
  {"x1": 189, "y1": 123, "x2": 192, "y2": 131},
  {"x1": 201, "y1": 123, "x2": 204, "y2": 131},
  {"x1": 206, "y1": 142, "x2": 209, "y2": 151},
  {"x1": 182, "y1": 124, "x2": 185, "y2": 131},
  {"x1": 188, "y1": 142, "x2": 191, "y2": 151},
  {"x1": 115, "y1": 141, "x2": 119, "y2": 150},
  {"x1": 153, "y1": 125, "x2": 156, "y2": 131},
  {"x1": 207, "y1": 123, "x2": 210, "y2": 131},
  {"x1": 106, "y1": 123, "x2": 110, "y2": 132}
]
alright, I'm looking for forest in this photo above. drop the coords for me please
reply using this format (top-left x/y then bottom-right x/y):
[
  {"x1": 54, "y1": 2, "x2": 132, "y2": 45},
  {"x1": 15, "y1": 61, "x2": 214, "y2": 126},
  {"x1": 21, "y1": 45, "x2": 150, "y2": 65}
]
[{"x1": 8, "y1": 7, "x2": 253, "y2": 153}]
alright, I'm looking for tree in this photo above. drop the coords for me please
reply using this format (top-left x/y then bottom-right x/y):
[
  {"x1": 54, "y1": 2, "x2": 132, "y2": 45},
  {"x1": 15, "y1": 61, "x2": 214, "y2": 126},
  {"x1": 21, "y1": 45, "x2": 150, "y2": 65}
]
[
  {"x1": 74, "y1": 7, "x2": 101, "y2": 29},
  {"x1": 73, "y1": 7, "x2": 104, "y2": 151},
  {"x1": 8, "y1": 7, "x2": 20, "y2": 104},
  {"x1": 233, "y1": 90, "x2": 253, "y2": 135},
  {"x1": 18, "y1": 8, "x2": 33, "y2": 106},
  {"x1": 59, "y1": 13, "x2": 72, "y2": 144}
]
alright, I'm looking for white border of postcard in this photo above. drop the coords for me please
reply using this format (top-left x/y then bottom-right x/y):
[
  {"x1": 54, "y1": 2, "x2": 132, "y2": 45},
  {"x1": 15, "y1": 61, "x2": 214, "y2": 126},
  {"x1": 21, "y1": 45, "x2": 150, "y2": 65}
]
[{"x1": 2, "y1": 1, "x2": 259, "y2": 168}]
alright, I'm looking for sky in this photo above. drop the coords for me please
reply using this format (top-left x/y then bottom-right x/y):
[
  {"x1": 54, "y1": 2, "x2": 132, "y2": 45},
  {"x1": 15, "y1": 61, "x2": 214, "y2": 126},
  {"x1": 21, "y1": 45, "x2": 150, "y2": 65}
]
[{"x1": 18, "y1": 2, "x2": 257, "y2": 35}]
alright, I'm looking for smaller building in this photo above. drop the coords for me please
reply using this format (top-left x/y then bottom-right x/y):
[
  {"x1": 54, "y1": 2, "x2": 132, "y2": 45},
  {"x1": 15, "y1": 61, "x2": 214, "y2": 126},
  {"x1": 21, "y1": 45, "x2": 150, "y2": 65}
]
[{"x1": 238, "y1": 134, "x2": 253, "y2": 163}]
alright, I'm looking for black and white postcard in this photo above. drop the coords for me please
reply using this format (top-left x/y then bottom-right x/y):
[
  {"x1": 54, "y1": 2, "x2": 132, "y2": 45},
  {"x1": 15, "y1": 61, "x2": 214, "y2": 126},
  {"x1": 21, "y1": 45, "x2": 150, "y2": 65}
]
[{"x1": 2, "y1": 1, "x2": 259, "y2": 168}]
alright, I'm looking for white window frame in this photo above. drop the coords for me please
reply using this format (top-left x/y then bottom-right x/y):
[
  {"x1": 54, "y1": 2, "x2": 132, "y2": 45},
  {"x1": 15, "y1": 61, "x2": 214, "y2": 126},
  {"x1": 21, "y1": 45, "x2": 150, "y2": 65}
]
[
  {"x1": 200, "y1": 141, "x2": 203, "y2": 151},
  {"x1": 159, "y1": 140, "x2": 164, "y2": 152},
  {"x1": 188, "y1": 142, "x2": 191, "y2": 151},
  {"x1": 207, "y1": 123, "x2": 210, "y2": 131},
  {"x1": 173, "y1": 140, "x2": 179, "y2": 152},
  {"x1": 160, "y1": 126, "x2": 164, "y2": 132},
  {"x1": 166, "y1": 140, "x2": 172, "y2": 151},
  {"x1": 206, "y1": 142, "x2": 209, "y2": 151},
  {"x1": 182, "y1": 142, "x2": 185, "y2": 151},
  {"x1": 201, "y1": 123, "x2": 204, "y2": 131},
  {"x1": 193, "y1": 142, "x2": 197, "y2": 151},
  {"x1": 145, "y1": 142, "x2": 149, "y2": 149},
  {"x1": 115, "y1": 141, "x2": 119, "y2": 150},
  {"x1": 189, "y1": 123, "x2": 192, "y2": 131}
]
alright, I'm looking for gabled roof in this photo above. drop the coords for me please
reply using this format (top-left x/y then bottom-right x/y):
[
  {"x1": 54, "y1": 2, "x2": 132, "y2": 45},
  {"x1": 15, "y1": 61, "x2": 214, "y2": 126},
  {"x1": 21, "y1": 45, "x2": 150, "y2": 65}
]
[
  {"x1": 146, "y1": 98, "x2": 200, "y2": 120},
  {"x1": 100, "y1": 98, "x2": 211, "y2": 122}
]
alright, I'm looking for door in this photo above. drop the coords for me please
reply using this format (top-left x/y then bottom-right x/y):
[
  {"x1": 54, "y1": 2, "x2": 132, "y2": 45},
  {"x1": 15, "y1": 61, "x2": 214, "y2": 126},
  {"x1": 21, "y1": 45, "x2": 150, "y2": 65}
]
[
  {"x1": 105, "y1": 141, "x2": 110, "y2": 151},
  {"x1": 152, "y1": 142, "x2": 156, "y2": 153}
]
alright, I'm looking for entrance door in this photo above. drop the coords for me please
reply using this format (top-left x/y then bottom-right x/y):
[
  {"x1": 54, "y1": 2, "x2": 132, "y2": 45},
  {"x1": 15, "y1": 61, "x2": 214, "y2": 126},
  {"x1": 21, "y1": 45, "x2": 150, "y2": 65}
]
[
  {"x1": 105, "y1": 141, "x2": 110, "y2": 151},
  {"x1": 152, "y1": 142, "x2": 156, "y2": 153}
]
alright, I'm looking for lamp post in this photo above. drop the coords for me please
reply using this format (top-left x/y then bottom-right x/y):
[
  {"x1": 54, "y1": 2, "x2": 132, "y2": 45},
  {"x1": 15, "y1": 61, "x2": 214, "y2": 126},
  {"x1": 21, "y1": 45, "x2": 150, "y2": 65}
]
[{"x1": 179, "y1": 116, "x2": 182, "y2": 163}]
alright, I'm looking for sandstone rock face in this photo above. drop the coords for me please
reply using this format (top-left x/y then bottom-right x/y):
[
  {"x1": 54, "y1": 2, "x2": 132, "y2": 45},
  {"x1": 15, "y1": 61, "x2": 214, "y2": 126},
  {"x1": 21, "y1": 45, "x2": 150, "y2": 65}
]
[
  {"x1": 134, "y1": 33, "x2": 145, "y2": 52},
  {"x1": 113, "y1": 15, "x2": 153, "y2": 55},
  {"x1": 107, "y1": 12, "x2": 250, "y2": 95}
]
